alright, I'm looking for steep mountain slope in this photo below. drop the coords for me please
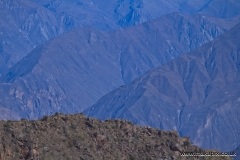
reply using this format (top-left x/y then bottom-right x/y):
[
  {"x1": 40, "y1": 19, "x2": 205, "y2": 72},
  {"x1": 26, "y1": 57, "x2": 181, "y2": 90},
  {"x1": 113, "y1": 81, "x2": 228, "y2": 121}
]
[
  {"x1": 196, "y1": 0, "x2": 240, "y2": 18},
  {"x1": 0, "y1": 13, "x2": 237, "y2": 120},
  {"x1": 0, "y1": 0, "x2": 59, "y2": 74},
  {"x1": 85, "y1": 23, "x2": 240, "y2": 152},
  {"x1": 0, "y1": 113, "x2": 232, "y2": 160},
  {"x1": 234, "y1": 145, "x2": 240, "y2": 160},
  {"x1": 0, "y1": 0, "x2": 118, "y2": 75},
  {"x1": 0, "y1": 27, "x2": 123, "y2": 119},
  {"x1": 109, "y1": 12, "x2": 240, "y2": 83},
  {"x1": 1, "y1": 0, "x2": 240, "y2": 75}
]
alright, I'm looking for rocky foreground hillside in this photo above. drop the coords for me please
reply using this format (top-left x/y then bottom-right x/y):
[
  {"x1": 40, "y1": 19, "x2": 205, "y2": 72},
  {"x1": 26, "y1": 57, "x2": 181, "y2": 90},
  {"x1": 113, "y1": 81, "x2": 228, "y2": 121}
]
[{"x1": 0, "y1": 113, "x2": 233, "y2": 160}]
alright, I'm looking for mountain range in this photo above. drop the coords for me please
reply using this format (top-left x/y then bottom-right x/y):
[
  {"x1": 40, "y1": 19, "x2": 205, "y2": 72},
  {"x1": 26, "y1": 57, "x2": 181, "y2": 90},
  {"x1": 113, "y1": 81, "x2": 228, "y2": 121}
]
[
  {"x1": 0, "y1": 12, "x2": 238, "y2": 120},
  {"x1": 1, "y1": 0, "x2": 240, "y2": 75},
  {"x1": 85, "y1": 23, "x2": 240, "y2": 152},
  {"x1": 1, "y1": 0, "x2": 240, "y2": 157}
]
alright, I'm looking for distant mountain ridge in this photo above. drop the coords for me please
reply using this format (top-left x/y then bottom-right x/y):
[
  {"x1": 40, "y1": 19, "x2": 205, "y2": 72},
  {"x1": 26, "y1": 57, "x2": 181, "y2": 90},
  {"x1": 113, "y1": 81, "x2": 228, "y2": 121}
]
[
  {"x1": 108, "y1": 12, "x2": 240, "y2": 83},
  {"x1": 1, "y1": 0, "x2": 240, "y2": 75},
  {"x1": 85, "y1": 23, "x2": 240, "y2": 152},
  {"x1": 0, "y1": 13, "x2": 238, "y2": 120}
]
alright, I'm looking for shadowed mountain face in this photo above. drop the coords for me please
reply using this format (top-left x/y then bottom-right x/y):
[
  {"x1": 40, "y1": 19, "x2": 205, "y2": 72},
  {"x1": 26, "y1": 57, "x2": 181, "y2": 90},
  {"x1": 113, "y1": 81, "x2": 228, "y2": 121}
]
[
  {"x1": 1, "y1": 0, "x2": 240, "y2": 75},
  {"x1": 0, "y1": 0, "x2": 117, "y2": 75},
  {"x1": 196, "y1": 0, "x2": 240, "y2": 18},
  {"x1": 0, "y1": 13, "x2": 238, "y2": 120},
  {"x1": 234, "y1": 145, "x2": 240, "y2": 160},
  {"x1": 0, "y1": 27, "x2": 124, "y2": 119},
  {"x1": 109, "y1": 13, "x2": 240, "y2": 83},
  {"x1": 0, "y1": 0, "x2": 60, "y2": 74},
  {"x1": 85, "y1": 23, "x2": 240, "y2": 152}
]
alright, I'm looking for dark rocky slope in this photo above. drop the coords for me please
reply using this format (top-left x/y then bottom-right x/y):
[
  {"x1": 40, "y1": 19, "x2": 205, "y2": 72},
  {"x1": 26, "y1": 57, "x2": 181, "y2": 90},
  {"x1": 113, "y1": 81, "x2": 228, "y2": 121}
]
[{"x1": 0, "y1": 113, "x2": 233, "y2": 160}]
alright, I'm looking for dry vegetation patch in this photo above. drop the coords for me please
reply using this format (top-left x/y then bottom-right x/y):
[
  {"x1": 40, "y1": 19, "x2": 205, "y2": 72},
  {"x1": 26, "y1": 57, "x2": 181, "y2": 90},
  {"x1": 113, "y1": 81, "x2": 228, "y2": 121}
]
[{"x1": 0, "y1": 113, "x2": 232, "y2": 160}]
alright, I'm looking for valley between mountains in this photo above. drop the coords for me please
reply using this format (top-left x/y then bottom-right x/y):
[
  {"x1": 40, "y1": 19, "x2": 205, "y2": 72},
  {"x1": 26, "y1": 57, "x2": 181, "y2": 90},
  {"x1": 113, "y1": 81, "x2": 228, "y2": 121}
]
[{"x1": 0, "y1": 12, "x2": 238, "y2": 120}]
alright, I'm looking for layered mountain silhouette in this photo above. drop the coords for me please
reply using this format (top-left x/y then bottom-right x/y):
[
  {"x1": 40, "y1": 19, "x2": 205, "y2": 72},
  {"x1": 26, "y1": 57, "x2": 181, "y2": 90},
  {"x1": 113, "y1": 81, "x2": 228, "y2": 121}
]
[
  {"x1": 109, "y1": 13, "x2": 240, "y2": 83},
  {"x1": 1, "y1": 0, "x2": 240, "y2": 75},
  {"x1": 85, "y1": 23, "x2": 240, "y2": 152},
  {"x1": 0, "y1": 0, "x2": 60, "y2": 74},
  {"x1": 0, "y1": 12, "x2": 237, "y2": 120},
  {"x1": 0, "y1": 27, "x2": 124, "y2": 120},
  {"x1": 0, "y1": 0, "x2": 117, "y2": 75},
  {"x1": 32, "y1": 0, "x2": 240, "y2": 27}
]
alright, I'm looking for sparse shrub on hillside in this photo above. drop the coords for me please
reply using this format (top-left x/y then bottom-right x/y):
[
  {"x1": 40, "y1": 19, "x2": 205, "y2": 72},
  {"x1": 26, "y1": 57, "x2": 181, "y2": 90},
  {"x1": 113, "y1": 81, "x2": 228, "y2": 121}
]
[
  {"x1": 3, "y1": 122, "x2": 11, "y2": 128},
  {"x1": 15, "y1": 147, "x2": 20, "y2": 153},
  {"x1": 130, "y1": 155, "x2": 136, "y2": 160},
  {"x1": 7, "y1": 120, "x2": 12, "y2": 123},
  {"x1": 70, "y1": 123, "x2": 76, "y2": 130},
  {"x1": 42, "y1": 115, "x2": 49, "y2": 121},
  {"x1": 184, "y1": 141, "x2": 190, "y2": 147},
  {"x1": 68, "y1": 140, "x2": 74, "y2": 147},
  {"x1": 21, "y1": 118, "x2": 28, "y2": 121},
  {"x1": 111, "y1": 125, "x2": 117, "y2": 129},
  {"x1": 63, "y1": 126, "x2": 69, "y2": 137},
  {"x1": 89, "y1": 143, "x2": 93, "y2": 148},
  {"x1": 22, "y1": 128, "x2": 30, "y2": 134}
]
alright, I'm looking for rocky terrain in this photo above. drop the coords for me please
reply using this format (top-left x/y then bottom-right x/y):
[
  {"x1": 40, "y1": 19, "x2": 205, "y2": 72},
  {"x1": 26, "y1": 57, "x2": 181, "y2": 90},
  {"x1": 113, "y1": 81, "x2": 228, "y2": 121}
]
[{"x1": 0, "y1": 113, "x2": 233, "y2": 160}]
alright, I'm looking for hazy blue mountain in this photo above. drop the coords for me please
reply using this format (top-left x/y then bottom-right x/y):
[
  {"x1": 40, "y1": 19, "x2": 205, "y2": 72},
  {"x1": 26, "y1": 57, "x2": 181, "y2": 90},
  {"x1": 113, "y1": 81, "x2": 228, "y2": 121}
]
[
  {"x1": 30, "y1": 0, "x2": 240, "y2": 27},
  {"x1": 109, "y1": 12, "x2": 240, "y2": 83},
  {"x1": 0, "y1": 12, "x2": 237, "y2": 120},
  {"x1": 234, "y1": 145, "x2": 240, "y2": 160},
  {"x1": 85, "y1": 23, "x2": 240, "y2": 152},
  {"x1": 0, "y1": 0, "x2": 60, "y2": 74},
  {"x1": 0, "y1": 27, "x2": 124, "y2": 119},
  {"x1": 1, "y1": 0, "x2": 240, "y2": 76},
  {"x1": 196, "y1": 0, "x2": 240, "y2": 18},
  {"x1": 0, "y1": 0, "x2": 117, "y2": 75}
]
